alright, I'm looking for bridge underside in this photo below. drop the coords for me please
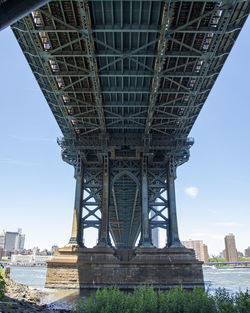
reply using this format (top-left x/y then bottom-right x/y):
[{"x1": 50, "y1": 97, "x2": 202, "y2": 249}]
[{"x1": 9, "y1": 0, "x2": 250, "y2": 288}]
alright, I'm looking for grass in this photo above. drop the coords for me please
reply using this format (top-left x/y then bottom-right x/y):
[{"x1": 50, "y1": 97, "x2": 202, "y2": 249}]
[{"x1": 72, "y1": 286, "x2": 250, "y2": 313}]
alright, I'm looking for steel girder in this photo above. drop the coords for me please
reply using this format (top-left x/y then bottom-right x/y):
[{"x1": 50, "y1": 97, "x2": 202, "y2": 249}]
[
  {"x1": 10, "y1": 0, "x2": 250, "y2": 247},
  {"x1": 0, "y1": 0, "x2": 50, "y2": 30},
  {"x1": 11, "y1": 0, "x2": 250, "y2": 155}
]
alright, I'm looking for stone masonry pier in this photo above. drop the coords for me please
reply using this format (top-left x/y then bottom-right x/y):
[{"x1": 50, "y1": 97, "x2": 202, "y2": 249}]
[{"x1": 45, "y1": 246, "x2": 203, "y2": 289}]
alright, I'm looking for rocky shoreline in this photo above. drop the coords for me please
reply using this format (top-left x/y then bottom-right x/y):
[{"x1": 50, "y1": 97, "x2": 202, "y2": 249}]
[{"x1": 0, "y1": 278, "x2": 72, "y2": 313}]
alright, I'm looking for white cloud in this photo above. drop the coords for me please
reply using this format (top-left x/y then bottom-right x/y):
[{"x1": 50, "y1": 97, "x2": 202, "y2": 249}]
[{"x1": 185, "y1": 186, "x2": 198, "y2": 198}]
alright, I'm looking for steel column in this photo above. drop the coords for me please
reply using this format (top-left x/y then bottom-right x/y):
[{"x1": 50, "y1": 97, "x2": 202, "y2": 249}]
[
  {"x1": 167, "y1": 157, "x2": 184, "y2": 248},
  {"x1": 68, "y1": 158, "x2": 84, "y2": 247},
  {"x1": 96, "y1": 155, "x2": 111, "y2": 247},
  {"x1": 140, "y1": 157, "x2": 154, "y2": 247}
]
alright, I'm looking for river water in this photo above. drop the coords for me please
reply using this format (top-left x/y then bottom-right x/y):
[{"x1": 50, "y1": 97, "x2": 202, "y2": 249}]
[{"x1": 8, "y1": 266, "x2": 250, "y2": 308}]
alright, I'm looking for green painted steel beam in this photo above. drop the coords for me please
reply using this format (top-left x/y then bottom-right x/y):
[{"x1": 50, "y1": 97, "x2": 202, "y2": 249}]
[
  {"x1": 29, "y1": 25, "x2": 240, "y2": 34},
  {"x1": 10, "y1": 0, "x2": 250, "y2": 247}
]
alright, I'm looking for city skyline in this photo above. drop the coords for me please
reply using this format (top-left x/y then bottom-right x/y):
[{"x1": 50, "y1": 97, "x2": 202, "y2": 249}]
[
  {"x1": 2, "y1": 227, "x2": 249, "y2": 261},
  {"x1": 0, "y1": 19, "x2": 250, "y2": 255}
]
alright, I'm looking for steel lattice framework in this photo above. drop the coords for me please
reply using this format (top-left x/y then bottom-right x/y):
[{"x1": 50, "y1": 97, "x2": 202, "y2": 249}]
[{"x1": 10, "y1": 0, "x2": 250, "y2": 248}]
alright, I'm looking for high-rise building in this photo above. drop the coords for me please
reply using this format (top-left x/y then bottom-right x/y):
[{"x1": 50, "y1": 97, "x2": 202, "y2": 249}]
[
  {"x1": 51, "y1": 245, "x2": 59, "y2": 254},
  {"x1": 182, "y1": 240, "x2": 206, "y2": 261},
  {"x1": 0, "y1": 232, "x2": 5, "y2": 248},
  {"x1": 203, "y1": 244, "x2": 209, "y2": 262},
  {"x1": 224, "y1": 233, "x2": 238, "y2": 262},
  {"x1": 244, "y1": 247, "x2": 250, "y2": 257},
  {"x1": 0, "y1": 229, "x2": 25, "y2": 253},
  {"x1": 4, "y1": 232, "x2": 17, "y2": 252},
  {"x1": 32, "y1": 246, "x2": 39, "y2": 255},
  {"x1": 15, "y1": 230, "x2": 25, "y2": 251}
]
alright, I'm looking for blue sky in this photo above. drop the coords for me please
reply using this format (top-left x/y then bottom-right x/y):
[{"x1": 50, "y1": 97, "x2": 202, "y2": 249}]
[{"x1": 0, "y1": 18, "x2": 249, "y2": 256}]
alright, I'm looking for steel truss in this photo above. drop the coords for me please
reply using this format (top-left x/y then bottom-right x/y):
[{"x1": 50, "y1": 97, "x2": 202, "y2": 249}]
[
  {"x1": 148, "y1": 167, "x2": 169, "y2": 237},
  {"x1": 11, "y1": 0, "x2": 250, "y2": 146},
  {"x1": 9, "y1": 0, "x2": 250, "y2": 249},
  {"x1": 68, "y1": 155, "x2": 183, "y2": 248}
]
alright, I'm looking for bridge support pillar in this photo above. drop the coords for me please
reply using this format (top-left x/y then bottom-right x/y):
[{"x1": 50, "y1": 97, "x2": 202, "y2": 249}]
[
  {"x1": 140, "y1": 156, "x2": 154, "y2": 247},
  {"x1": 45, "y1": 246, "x2": 204, "y2": 289},
  {"x1": 46, "y1": 156, "x2": 204, "y2": 290},
  {"x1": 96, "y1": 154, "x2": 111, "y2": 247},
  {"x1": 68, "y1": 157, "x2": 84, "y2": 247},
  {"x1": 167, "y1": 157, "x2": 183, "y2": 248}
]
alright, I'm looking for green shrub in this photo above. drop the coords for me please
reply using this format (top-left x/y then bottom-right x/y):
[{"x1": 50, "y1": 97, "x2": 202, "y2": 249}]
[
  {"x1": 72, "y1": 286, "x2": 250, "y2": 313},
  {"x1": 0, "y1": 268, "x2": 5, "y2": 300},
  {"x1": 213, "y1": 288, "x2": 250, "y2": 313},
  {"x1": 158, "y1": 287, "x2": 217, "y2": 313},
  {"x1": 72, "y1": 287, "x2": 132, "y2": 313},
  {"x1": 131, "y1": 285, "x2": 157, "y2": 313},
  {"x1": 158, "y1": 287, "x2": 186, "y2": 313},
  {"x1": 234, "y1": 290, "x2": 250, "y2": 313},
  {"x1": 214, "y1": 288, "x2": 236, "y2": 313},
  {"x1": 183, "y1": 287, "x2": 216, "y2": 313},
  {"x1": 208, "y1": 257, "x2": 226, "y2": 263}
]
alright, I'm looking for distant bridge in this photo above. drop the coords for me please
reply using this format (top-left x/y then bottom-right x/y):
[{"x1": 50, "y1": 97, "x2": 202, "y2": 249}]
[
  {"x1": 205, "y1": 261, "x2": 250, "y2": 266},
  {"x1": 1, "y1": 0, "x2": 249, "y2": 289},
  {"x1": 0, "y1": 261, "x2": 47, "y2": 267}
]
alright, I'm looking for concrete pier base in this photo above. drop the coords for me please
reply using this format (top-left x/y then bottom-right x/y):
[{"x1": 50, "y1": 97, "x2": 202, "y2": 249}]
[{"x1": 45, "y1": 247, "x2": 204, "y2": 289}]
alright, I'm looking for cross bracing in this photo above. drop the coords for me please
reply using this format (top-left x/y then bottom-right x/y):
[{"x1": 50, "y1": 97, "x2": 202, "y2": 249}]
[
  {"x1": 11, "y1": 0, "x2": 250, "y2": 152},
  {"x1": 10, "y1": 0, "x2": 250, "y2": 248}
]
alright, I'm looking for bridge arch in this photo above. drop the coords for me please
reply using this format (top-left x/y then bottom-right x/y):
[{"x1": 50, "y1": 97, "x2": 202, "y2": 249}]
[{"x1": 111, "y1": 170, "x2": 140, "y2": 188}]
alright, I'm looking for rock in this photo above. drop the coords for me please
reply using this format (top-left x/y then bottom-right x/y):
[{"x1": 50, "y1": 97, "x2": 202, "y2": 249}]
[{"x1": 0, "y1": 278, "x2": 71, "y2": 312}]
